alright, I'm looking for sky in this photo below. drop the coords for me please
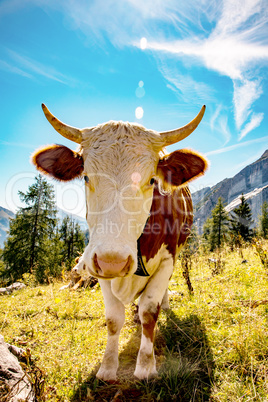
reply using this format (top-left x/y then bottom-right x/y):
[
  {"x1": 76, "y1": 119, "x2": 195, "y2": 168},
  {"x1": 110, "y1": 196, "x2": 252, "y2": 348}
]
[{"x1": 0, "y1": 0, "x2": 267, "y2": 218}]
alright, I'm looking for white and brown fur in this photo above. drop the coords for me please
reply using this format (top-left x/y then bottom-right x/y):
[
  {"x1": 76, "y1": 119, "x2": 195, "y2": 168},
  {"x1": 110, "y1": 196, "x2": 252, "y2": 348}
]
[{"x1": 33, "y1": 116, "x2": 208, "y2": 381}]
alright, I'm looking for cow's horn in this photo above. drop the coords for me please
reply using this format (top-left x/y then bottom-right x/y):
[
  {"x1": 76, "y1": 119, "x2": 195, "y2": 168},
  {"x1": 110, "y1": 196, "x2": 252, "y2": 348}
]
[
  {"x1": 41, "y1": 104, "x2": 82, "y2": 144},
  {"x1": 160, "y1": 105, "x2": 206, "y2": 145}
]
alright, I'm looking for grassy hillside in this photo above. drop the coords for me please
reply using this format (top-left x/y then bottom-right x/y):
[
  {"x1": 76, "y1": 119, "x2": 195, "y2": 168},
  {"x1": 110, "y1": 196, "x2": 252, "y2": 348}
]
[{"x1": 1, "y1": 243, "x2": 268, "y2": 401}]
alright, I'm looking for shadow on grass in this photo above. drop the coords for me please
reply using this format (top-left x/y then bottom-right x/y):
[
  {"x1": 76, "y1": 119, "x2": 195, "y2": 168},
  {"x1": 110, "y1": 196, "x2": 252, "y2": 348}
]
[{"x1": 71, "y1": 309, "x2": 215, "y2": 401}]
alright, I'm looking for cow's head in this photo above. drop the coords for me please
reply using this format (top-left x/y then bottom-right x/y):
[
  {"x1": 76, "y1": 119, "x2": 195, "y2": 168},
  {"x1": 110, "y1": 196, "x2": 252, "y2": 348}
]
[{"x1": 32, "y1": 104, "x2": 208, "y2": 279}]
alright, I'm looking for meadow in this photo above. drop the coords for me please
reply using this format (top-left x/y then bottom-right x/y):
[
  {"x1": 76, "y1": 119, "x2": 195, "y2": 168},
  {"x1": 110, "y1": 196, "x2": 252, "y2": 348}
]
[{"x1": 1, "y1": 243, "x2": 267, "y2": 401}]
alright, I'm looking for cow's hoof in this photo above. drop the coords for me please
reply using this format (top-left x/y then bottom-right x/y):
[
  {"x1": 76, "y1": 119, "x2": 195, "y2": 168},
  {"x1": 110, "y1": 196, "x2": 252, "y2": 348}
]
[
  {"x1": 96, "y1": 368, "x2": 117, "y2": 382},
  {"x1": 161, "y1": 302, "x2": 170, "y2": 311},
  {"x1": 134, "y1": 366, "x2": 158, "y2": 381}
]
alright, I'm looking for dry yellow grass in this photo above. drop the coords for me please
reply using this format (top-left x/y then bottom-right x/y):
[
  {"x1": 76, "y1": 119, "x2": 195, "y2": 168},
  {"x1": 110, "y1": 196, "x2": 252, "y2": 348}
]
[{"x1": 1, "y1": 242, "x2": 267, "y2": 401}]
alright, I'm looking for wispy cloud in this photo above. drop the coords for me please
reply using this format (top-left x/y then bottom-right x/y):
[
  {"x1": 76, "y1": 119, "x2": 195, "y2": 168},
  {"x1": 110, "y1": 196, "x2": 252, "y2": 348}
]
[
  {"x1": 32, "y1": 0, "x2": 208, "y2": 45},
  {"x1": 0, "y1": 59, "x2": 33, "y2": 79},
  {"x1": 210, "y1": 105, "x2": 222, "y2": 132},
  {"x1": 143, "y1": 0, "x2": 268, "y2": 80},
  {"x1": 233, "y1": 79, "x2": 263, "y2": 130},
  {"x1": 1, "y1": 47, "x2": 78, "y2": 86},
  {"x1": 141, "y1": 0, "x2": 268, "y2": 139},
  {"x1": 0, "y1": 140, "x2": 36, "y2": 149},
  {"x1": 209, "y1": 105, "x2": 231, "y2": 145},
  {"x1": 218, "y1": 115, "x2": 231, "y2": 145},
  {"x1": 206, "y1": 135, "x2": 268, "y2": 156},
  {"x1": 55, "y1": 0, "x2": 268, "y2": 140},
  {"x1": 238, "y1": 113, "x2": 264, "y2": 140},
  {"x1": 158, "y1": 63, "x2": 215, "y2": 104},
  {"x1": 1, "y1": 0, "x2": 266, "y2": 140},
  {"x1": 8, "y1": 50, "x2": 69, "y2": 84}
]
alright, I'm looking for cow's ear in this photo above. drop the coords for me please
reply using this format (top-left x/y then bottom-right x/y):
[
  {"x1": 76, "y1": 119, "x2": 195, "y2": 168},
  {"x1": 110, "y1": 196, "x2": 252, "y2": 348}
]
[
  {"x1": 32, "y1": 144, "x2": 84, "y2": 181},
  {"x1": 157, "y1": 149, "x2": 208, "y2": 188}
]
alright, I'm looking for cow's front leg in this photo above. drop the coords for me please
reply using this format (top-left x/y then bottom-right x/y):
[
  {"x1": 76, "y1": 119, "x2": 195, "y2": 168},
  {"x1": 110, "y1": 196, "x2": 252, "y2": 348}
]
[
  {"x1": 134, "y1": 256, "x2": 174, "y2": 380},
  {"x1": 97, "y1": 280, "x2": 125, "y2": 382},
  {"x1": 161, "y1": 288, "x2": 170, "y2": 310}
]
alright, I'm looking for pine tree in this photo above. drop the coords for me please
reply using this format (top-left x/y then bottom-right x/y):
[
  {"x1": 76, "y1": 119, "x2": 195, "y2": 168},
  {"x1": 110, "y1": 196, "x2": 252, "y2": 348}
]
[
  {"x1": 209, "y1": 197, "x2": 230, "y2": 251},
  {"x1": 2, "y1": 175, "x2": 58, "y2": 282},
  {"x1": 59, "y1": 216, "x2": 85, "y2": 269},
  {"x1": 230, "y1": 194, "x2": 254, "y2": 243},
  {"x1": 0, "y1": 248, "x2": 5, "y2": 284},
  {"x1": 202, "y1": 217, "x2": 213, "y2": 244},
  {"x1": 259, "y1": 201, "x2": 268, "y2": 239}
]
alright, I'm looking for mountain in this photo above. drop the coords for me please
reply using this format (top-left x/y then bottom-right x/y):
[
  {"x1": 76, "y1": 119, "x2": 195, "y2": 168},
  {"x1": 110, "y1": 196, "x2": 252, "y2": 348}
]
[
  {"x1": 57, "y1": 209, "x2": 88, "y2": 231},
  {"x1": 193, "y1": 150, "x2": 268, "y2": 232},
  {"x1": 0, "y1": 207, "x2": 87, "y2": 248},
  {"x1": 0, "y1": 207, "x2": 15, "y2": 247}
]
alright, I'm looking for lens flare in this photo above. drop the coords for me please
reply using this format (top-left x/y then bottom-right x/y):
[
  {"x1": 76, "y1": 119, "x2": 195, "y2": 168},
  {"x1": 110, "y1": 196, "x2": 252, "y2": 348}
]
[
  {"x1": 131, "y1": 172, "x2": 141, "y2": 184},
  {"x1": 140, "y1": 37, "x2": 147, "y2": 50},
  {"x1": 135, "y1": 81, "x2": 145, "y2": 98},
  {"x1": 135, "y1": 107, "x2": 144, "y2": 119}
]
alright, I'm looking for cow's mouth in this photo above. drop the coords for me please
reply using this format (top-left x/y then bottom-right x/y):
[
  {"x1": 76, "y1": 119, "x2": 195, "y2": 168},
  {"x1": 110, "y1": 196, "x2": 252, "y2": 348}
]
[{"x1": 91, "y1": 254, "x2": 132, "y2": 279}]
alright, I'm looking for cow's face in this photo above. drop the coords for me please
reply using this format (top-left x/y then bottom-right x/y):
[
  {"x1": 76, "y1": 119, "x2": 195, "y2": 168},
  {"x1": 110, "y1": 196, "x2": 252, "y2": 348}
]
[
  {"x1": 32, "y1": 104, "x2": 207, "y2": 279},
  {"x1": 80, "y1": 122, "x2": 164, "y2": 278}
]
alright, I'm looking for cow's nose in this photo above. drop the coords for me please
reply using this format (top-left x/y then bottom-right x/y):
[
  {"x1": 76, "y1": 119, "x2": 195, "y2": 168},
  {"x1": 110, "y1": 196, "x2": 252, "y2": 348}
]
[{"x1": 94, "y1": 254, "x2": 131, "y2": 277}]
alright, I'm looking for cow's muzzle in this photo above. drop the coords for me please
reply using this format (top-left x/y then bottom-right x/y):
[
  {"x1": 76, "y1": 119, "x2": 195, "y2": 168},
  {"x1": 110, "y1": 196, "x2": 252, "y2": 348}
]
[{"x1": 92, "y1": 252, "x2": 133, "y2": 278}]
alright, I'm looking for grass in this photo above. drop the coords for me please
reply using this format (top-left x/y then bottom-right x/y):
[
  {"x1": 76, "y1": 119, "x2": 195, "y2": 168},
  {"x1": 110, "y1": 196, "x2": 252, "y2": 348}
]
[{"x1": 0, "y1": 242, "x2": 268, "y2": 401}]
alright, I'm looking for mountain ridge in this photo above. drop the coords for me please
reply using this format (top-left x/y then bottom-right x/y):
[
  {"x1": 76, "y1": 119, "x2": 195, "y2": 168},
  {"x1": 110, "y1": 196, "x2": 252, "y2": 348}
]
[
  {"x1": 0, "y1": 207, "x2": 87, "y2": 248},
  {"x1": 193, "y1": 149, "x2": 268, "y2": 232}
]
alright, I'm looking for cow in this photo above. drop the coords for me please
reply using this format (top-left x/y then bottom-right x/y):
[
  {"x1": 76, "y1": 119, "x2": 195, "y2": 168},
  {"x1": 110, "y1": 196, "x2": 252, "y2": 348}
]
[{"x1": 32, "y1": 103, "x2": 208, "y2": 381}]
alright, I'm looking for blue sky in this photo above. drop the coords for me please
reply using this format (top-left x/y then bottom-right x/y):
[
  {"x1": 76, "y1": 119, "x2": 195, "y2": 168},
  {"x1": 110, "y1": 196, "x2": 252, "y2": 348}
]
[{"x1": 0, "y1": 0, "x2": 267, "y2": 217}]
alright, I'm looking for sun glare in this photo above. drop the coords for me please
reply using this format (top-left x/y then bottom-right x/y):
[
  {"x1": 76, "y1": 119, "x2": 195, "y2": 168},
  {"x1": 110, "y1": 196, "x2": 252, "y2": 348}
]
[
  {"x1": 140, "y1": 37, "x2": 147, "y2": 50},
  {"x1": 135, "y1": 106, "x2": 144, "y2": 119}
]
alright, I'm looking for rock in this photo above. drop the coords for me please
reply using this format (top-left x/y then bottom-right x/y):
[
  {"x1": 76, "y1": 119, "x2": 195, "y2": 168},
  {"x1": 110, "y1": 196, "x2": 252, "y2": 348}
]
[
  {"x1": 0, "y1": 287, "x2": 11, "y2": 295},
  {"x1": 6, "y1": 344, "x2": 28, "y2": 362},
  {"x1": 0, "y1": 282, "x2": 26, "y2": 296},
  {"x1": 0, "y1": 335, "x2": 35, "y2": 401},
  {"x1": 7, "y1": 282, "x2": 26, "y2": 292}
]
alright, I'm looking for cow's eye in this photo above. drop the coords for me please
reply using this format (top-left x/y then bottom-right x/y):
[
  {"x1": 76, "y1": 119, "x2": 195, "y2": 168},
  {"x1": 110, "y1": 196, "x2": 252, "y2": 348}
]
[
  {"x1": 149, "y1": 178, "x2": 155, "y2": 186},
  {"x1": 84, "y1": 175, "x2": 89, "y2": 183}
]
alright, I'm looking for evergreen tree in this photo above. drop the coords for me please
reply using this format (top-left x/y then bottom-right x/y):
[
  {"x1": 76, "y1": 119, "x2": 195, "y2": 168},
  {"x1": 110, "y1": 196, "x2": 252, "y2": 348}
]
[
  {"x1": 259, "y1": 201, "x2": 268, "y2": 239},
  {"x1": 209, "y1": 197, "x2": 230, "y2": 251},
  {"x1": 59, "y1": 216, "x2": 85, "y2": 269},
  {"x1": 230, "y1": 194, "x2": 253, "y2": 242},
  {"x1": 0, "y1": 248, "x2": 5, "y2": 285},
  {"x1": 2, "y1": 175, "x2": 58, "y2": 282},
  {"x1": 202, "y1": 217, "x2": 213, "y2": 244}
]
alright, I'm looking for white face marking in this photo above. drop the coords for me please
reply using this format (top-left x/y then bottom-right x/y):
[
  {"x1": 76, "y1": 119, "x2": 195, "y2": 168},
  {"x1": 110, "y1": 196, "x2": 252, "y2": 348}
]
[{"x1": 80, "y1": 121, "x2": 162, "y2": 278}]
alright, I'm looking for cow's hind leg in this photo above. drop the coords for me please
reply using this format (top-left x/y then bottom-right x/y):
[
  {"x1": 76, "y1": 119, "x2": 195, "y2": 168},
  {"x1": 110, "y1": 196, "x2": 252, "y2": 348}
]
[
  {"x1": 96, "y1": 280, "x2": 125, "y2": 382},
  {"x1": 134, "y1": 256, "x2": 174, "y2": 380}
]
